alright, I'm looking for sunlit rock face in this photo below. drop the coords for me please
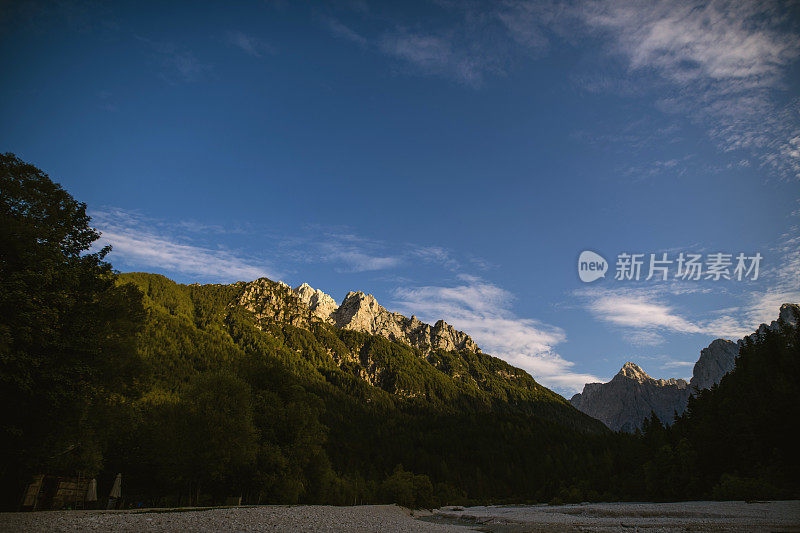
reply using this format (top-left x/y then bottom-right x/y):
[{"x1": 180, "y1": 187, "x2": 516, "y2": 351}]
[
  {"x1": 331, "y1": 291, "x2": 481, "y2": 355},
  {"x1": 293, "y1": 282, "x2": 337, "y2": 323},
  {"x1": 237, "y1": 278, "x2": 321, "y2": 328},
  {"x1": 570, "y1": 304, "x2": 799, "y2": 432},
  {"x1": 237, "y1": 279, "x2": 481, "y2": 356}
]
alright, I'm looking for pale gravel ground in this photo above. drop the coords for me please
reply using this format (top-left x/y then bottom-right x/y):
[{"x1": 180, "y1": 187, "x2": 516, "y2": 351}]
[
  {"x1": 430, "y1": 500, "x2": 800, "y2": 532},
  {"x1": 0, "y1": 504, "x2": 474, "y2": 533},
  {"x1": 1, "y1": 501, "x2": 799, "y2": 532}
]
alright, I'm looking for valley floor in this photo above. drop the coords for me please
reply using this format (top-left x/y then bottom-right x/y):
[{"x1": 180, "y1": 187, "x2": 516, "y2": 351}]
[
  {"x1": 0, "y1": 501, "x2": 798, "y2": 532},
  {"x1": 427, "y1": 500, "x2": 800, "y2": 532}
]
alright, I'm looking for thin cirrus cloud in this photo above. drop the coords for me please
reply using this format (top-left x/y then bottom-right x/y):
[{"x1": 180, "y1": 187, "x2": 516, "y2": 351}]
[
  {"x1": 322, "y1": 10, "x2": 503, "y2": 86},
  {"x1": 91, "y1": 208, "x2": 277, "y2": 282},
  {"x1": 377, "y1": 27, "x2": 504, "y2": 87},
  {"x1": 226, "y1": 31, "x2": 276, "y2": 57},
  {"x1": 326, "y1": 0, "x2": 799, "y2": 177},
  {"x1": 136, "y1": 36, "x2": 211, "y2": 83},
  {"x1": 89, "y1": 209, "x2": 482, "y2": 279},
  {"x1": 393, "y1": 274, "x2": 601, "y2": 393},
  {"x1": 744, "y1": 227, "x2": 800, "y2": 324},
  {"x1": 574, "y1": 0, "x2": 800, "y2": 179},
  {"x1": 309, "y1": 232, "x2": 478, "y2": 274},
  {"x1": 89, "y1": 209, "x2": 419, "y2": 279},
  {"x1": 577, "y1": 0, "x2": 798, "y2": 83},
  {"x1": 575, "y1": 285, "x2": 755, "y2": 345},
  {"x1": 324, "y1": 248, "x2": 402, "y2": 273},
  {"x1": 574, "y1": 228, "x2": 800, "y2": 347},
  {"x1": 324, "y1": 17, "x2": 368, "y2": 47}
]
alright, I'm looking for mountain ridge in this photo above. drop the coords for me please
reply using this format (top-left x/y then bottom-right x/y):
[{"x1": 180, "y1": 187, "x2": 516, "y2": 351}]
[
  {"x1": 121, "y1": 271, "x2": 607, "y2": 434},
  {"x1": 570, "y1": 303, "x2": 800, "y2": 432},
  {"x1": 251, "y1": 279, "x2": 483, "y2": 357}
]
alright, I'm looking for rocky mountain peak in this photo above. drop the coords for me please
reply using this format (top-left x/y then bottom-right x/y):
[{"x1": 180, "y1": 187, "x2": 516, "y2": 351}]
[
  {"x1": 778, "y1": 303, "x2": 799, "y2": 326},
  {"x1": 617, "y1": 362, "x2": 649, "y2": 382},
  {"x1": 571, "y1": 361, "x2": 690, "y2": 432},
  {"x1": 571, "y1": 304, "x2": 798, "y2": 432},
  {"x1": 293, "y1": 283, "x2": 338, "y2": 323},
  {"x1": 331, "y1": 291, "x2": 390, "y2": 330},
  {"x1": 330, "y1": 290, "x2": 481, "y2": 355},
  {"x1": 237, "y1": 278, "x2": 320, "y2": 328},
  {"x1": 689, "y1": 338, "x2": 738, "y2": 392},
  {"x1": 238, "y1": 279, "x2": 482, "y2": 357},
  {"x1": 743, "y1": 303, "x2": 800, "y2": 344}
]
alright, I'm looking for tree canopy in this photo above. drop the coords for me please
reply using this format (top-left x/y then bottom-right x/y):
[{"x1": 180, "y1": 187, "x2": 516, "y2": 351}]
[{"x1": 0, "y1": 153, "x2": 145, "y2": 505}]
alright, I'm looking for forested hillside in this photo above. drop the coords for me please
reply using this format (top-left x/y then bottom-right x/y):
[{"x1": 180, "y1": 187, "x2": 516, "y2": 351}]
[
  {"x1": 107, "y1": 272, "x2": 621, "y2": 507},
  {"x1": 632, "y1": 317, "x2": 800, "y2": 501}
]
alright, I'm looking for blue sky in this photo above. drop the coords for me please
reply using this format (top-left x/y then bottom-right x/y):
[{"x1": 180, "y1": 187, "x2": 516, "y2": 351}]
[{"x1": 2, "y1": 0, "x2": 799, "y2": 394}]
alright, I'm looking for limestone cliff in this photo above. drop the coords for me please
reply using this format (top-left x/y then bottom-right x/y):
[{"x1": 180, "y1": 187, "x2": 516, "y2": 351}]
[
  {"x1": 293, "y1": 282, "x2": 338, "y2": 323},
  {"x1": 688, "y1": 339, "x2": 738, "y2": 392},
  {"x1": 331, "y1": 291, "x2": 481, "y2": 355},
  {"x1": 236, "y1": 278, "x2": 323, "y2": 329},
  {"x1": 236, "y1": 278, "x2": 481, "y2": 356},
  {"x1": 570, "y1": 362, "x2": 689, "y2": 432}
]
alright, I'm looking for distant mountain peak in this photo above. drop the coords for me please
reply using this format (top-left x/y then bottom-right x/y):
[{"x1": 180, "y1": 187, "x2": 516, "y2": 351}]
[
  {"x1": 572, "y1": 361, "x2": 689, "y2": 432},
  {"x1": 293, "y1": 282, "x2": 338, "y2": 323},
  {"x1": 572, "y1": 304, "x2": 798, "y2": 432},
  {"x1": 689, "y1": 339, "x2": 738, "y2": 392},
  {"x1": 618, "y1": 362, "x2": 649, "y2": 382},
  {"x1": 778, "y1": 303, "x2": 799, "y2": 326}
]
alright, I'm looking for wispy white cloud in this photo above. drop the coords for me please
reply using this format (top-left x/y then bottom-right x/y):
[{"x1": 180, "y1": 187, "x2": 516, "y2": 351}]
[
  {"x1": 302, "y1": 232, "x2": 404, "y2": 273},
  {"x1": 578, "y1": 0, "x2": 798, "y2": 84},
  {"x1": 377, "y1": 5, "x2": 514, "y2": 88},
  {"x1": 324, "y1": 17, "x2": 368, "y2": 47},
  {"x1": 575, "y1": 285, "x2": 753, "y2": 345},
  {"x1": 379, "y1": 31, "x2": 449, "y2": 66},
  {"x1": 326, "y1": 249, "x2": 402, "y2": 272},
  {"x1": 662, "y1": 360, "x2": 694, "y2": 368},
  {"x1": 744, "y1": 227, "x2": 800, "y2": 324},
  {"x1": 137, "y1": 36, "x2": 211, "y2": 82},
  {"x1": 379, "y1": 30, "x2": 488, "y2": 85},
  {"x1": 288, "y1": 230, "x2": 489, "y2": 275},
  {"x1": 385, "y1": 0, "x2": 799, "y2": 177},
  {"x1": 575, "y1": 0, "x2": 800, "y2": 179},
  {"x1": 496, "y1": 0, "x2": 562, "y2": 51},
  {"x1": 574, "y1": 228, "x2": 800, "y2": 354},
  {"x1": 226, "y1": 31, "x2": 276, "y2": 57},
  {"x1": 393, "y1": 275, "x2": 600, "y2": 393},
  {"x1": 412, "y1": 246, "x2": 461, "y2": 271},
  {"x1": 91, "y1": 208, "x2": 277, "y2": 282}
]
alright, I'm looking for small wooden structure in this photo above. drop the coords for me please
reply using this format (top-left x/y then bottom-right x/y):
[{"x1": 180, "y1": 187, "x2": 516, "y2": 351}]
[{"x1": 21, "y1": 474, "x2": 97, "y2": 511}]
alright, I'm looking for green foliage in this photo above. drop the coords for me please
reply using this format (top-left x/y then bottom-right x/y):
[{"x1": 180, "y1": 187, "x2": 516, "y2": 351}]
[
  {"x1": 379, "y1": 466, "x2": 435, "y2": 509},
  {"x1": 0, "y1": 154, "x2": 145, "y2": 506},
  {"x1": 627, "y1": 321, "x2": 800, "y2": 501},
  {"x1": 182, "y1": 373, "x2": 259, "y2": 491},
  {"x1": 99, "y1": 271, "x2": 622, "y2": 507}
]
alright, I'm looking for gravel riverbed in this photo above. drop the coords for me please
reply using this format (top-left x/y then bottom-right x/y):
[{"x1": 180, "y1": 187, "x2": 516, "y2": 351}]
[
  {"x1": 1, "y1": 500, "x2": 798, "y2": 532},
  {"x1": 428, "y1": 500, "x2": 800, "y2": 532},
  {"x1": 0, "y1": 505, "x2": 470, "y2": 533}
]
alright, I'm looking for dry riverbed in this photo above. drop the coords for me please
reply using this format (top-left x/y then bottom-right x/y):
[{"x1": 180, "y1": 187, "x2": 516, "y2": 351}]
[
  {"x1": 427, "y1": 500, "x2": 800, "y2": 532},
  {"x1": 1, "y1": 500, "x2": 798, "y2": 532}
]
